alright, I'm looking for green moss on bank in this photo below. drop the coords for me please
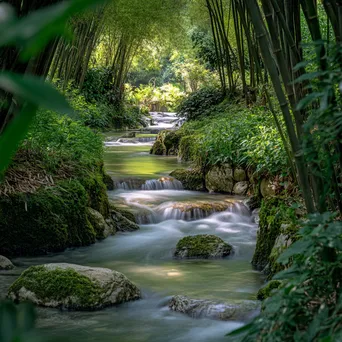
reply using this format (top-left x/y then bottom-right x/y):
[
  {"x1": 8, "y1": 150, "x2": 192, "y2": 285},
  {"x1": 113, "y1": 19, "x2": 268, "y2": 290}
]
[
  {"x1": 251, "y1": 197, "x2": 295, "y2": 272},
  {"x1": 0, "y1": 179, "x2": 99, "y2": 256},
  {"x1": 9, "y1": 266, "x2": 102, "y2": 309},
  {"x1": 257, "y1": 280, "x2": 282, "y2": 300}
]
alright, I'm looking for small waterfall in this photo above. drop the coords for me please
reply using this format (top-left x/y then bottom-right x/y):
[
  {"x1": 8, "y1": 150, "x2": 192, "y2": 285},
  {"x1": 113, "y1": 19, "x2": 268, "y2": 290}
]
[
  {"x1": 115, "y1": 178, "x2": 183, "y2": 191},
  {"x1": 142, "y1": 178, "x2": 183, "y2": 190}
]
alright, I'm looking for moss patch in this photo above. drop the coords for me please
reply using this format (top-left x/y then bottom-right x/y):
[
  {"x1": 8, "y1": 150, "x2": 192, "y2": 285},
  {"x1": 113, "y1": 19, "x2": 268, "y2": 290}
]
[
  {"x1": 9, "y1": 266, "x2": 102, "y2": 309},
  {"x1": 257, "y1": 280, "x2": 282, "y2": 300},
  {"x1": 150, "y1": 140, "x2": 166, "y2": 155},
  {"x1": 175, "y1": 234, "x2": 232, "y2": 259},
  {"x1": 80, "y1": 172, "x2": 109, "y2": 217},
  {"x1": 0, "y1": 180, "x2": 96, "y2": 256},
  {"x1": 170, "y1": 168, "x2": 204, "y2": 191},
  {"x1": 251, "y1": 197, "x2": 296, "y2": 272}
]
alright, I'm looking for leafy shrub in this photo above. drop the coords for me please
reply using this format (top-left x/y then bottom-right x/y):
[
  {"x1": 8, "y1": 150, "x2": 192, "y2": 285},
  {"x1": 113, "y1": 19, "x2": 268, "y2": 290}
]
[
  {"x1": 178, "y1": 104, "x2": 288, "y2": 176},
  {"x1": 25, "y1": 109, "x2": 103, "y2": 175},
  {"x1": 229, "y1": 213, "x2": 342, "y2": 341},
  {"x1": 177, "y1": 87, "x2": 224, "y2": 120},
  {"x1": 112, "y1": 105, "x2": 148, "y2": 129}
]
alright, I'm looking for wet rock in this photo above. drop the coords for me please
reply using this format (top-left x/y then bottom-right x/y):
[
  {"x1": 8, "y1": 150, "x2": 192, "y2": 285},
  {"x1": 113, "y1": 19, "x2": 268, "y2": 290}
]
[
  {"x1": 169, "y1": 295, "x2": 260, "y2": 321},
  {"x1": 251, "y1": 208, "x2": 260, "y2": 224},
  {"x1": 205, "y1": 164, "x2": 233, "y2": 193},
  {"x1": 111, "y1": 211, "x2": 140, "y2": 232},
  {"x1": 142, "y1": 177, "x2": 183, "y2": 190},
  {"x1": 150, "y1": 140, "x2": 166, "y2": 155},
  {"x1": 8, "y1": 263, "x2": 141, "y2": 310},
  {"x1": 109, "y1": 200, "x2": 137, "y2": 223},
  {"x1": 103, "y1": 173, "x2": 114, "y2": 191},
  {"x1": 174, "y1": 234, "x2": 233, "y2": 259},
  {"x1": 257, "y1": 280, "x2": 282, "y2": 300},
  {"x1": 0, "y1": 255, "x2": 14, "y2": 270},
  {"x1": 243, "y1": 196, "x2": 261, "y2": 211},
  {"x1": 86, "y1": 207, "x2": 112, "y2": 239},
  {"x1": 121, "y1": 132, "x2": 136, "y2": 138},
  {"x1": 260, "y1": 179, "x2": 276, "y2": 198},
  {"x1": 169, "y1": 168, "x2": 204, "y2": 191},
  {"x1": 233, "y1": 168, "x2": 247, "y2": 182},
  {"x1": 233, "y1": 181, "x2": 249, "y2": 196}
]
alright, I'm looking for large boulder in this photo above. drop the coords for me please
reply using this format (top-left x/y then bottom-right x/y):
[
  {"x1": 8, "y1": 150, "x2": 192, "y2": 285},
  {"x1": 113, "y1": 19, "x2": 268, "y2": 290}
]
[
  {"x1": 150, "y1": 140, "x2": 166, "y2": 155},
  {"x1": 257, "y1": 280, "x2": 282, "y2": 300},
  {"x1": 103, "y1": 174, "x2": 114, "y2": 191},
  {"x1": 233, "y1": 181, "x2": 249, "y2": 196},
  {"x1": 233, "y1": 168, "x2": 247, "y2": 182},
  {"x1": 205, "y1": 164, "x2": 233, "y2": 193},
  {"x1": 169, "y1": 295, "x2": 260, "y2": 321},
  {"x1": 0, "y1": 255, "x2": 14, "y2": 270},
  {"x1": 8, "y1": 263, "x2": 141, "y2": 310},
  {"x1": 174, "y1": 235, "x2": 233, "y2": 259},
  {"x1": 260, "y1": 179, "x2": 276, "y2": 198},
  {"x1": 86, "y1": 207, "x2": 112, "y2": 239},
  {"x1": 170, "y1": 168, "x2": 204, "y2": 191}
]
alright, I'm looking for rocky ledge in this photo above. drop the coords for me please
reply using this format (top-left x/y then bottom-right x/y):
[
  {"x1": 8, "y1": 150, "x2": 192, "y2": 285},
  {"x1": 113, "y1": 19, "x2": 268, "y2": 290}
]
[
  {"x1": 174, "y1": 234, "x2": 233, "y2": 259},
  {"x1": 8, "y1": 263, "x2": 141, "y2": 310},
  {"x1": 169, "y1": 295, "x2": 260, "y2": 321}
]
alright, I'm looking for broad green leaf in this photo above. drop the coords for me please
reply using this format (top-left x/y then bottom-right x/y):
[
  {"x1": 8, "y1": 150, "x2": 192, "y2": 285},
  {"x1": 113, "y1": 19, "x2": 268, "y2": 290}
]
[
  {"x1": 0, "y1": 72, "x2": 71, "y2": 114},
  {"x1": 0, "y1": 301, "x2": 17, "y2": 342},
  {"x1": 0, "y1": 0, "x2": 107, "y2": 60},
  {"x1": 0, "y1": 103, "x2": 37, "y2": 174},
  {"x1": 226, "y1": 322, "x2": 253, "y2": 336},
  {"x1": 17, "y1": 303, "x2": 36, "y2": 333},
  {"x1": 277, "y1": 238, "x2": 312, "y2": 264}
]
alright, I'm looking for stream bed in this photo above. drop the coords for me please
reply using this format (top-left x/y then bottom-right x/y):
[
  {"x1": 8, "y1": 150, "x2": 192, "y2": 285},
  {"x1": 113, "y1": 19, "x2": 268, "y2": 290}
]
[{"x1": 0, "y1": 113, "x2": 264, "y2": 341}]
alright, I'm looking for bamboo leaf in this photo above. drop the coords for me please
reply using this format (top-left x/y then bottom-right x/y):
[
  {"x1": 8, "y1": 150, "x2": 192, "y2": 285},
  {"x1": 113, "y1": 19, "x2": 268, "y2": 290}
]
[
  {"x1": 296, "y1": 93, "x2": 321, "y2": 111},
  {"x1": 0, "y1": 103, "x2": 37, "y2": 174},
  {"x1": 0, "y1": 72, "x2": 71, "y2": 114}
]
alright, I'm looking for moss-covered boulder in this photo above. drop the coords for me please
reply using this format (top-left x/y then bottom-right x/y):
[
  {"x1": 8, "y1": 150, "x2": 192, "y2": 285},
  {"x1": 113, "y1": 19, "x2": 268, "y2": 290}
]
[
  {"x1": 163, "y1": 130, "x2": 184, "y2": 155},
  {"x1": 233, "y1": 168, "x2": 247, "y2": 182},
  {"x1": 252, "y1": 197, "x2": 295, "y2": 273},
  {"x1": 260, "y1": 178, "x2": 276, "y2": 198},
  {"x1": 0, "y1": 180, "x2": 96, "y2": 256},
  {"x1": 205, "y1": 164, "x2": 234, "y2": 193},
  {"x1": 169, "y1": 168, "x2": 204, "y2": 191},
  {"x1": 86, "y1": 207, "x2": 112, "y2": 239},
  {"x1": 169, "y1": 295, "x2": 260, "y2": 321},
  {"x1": 257, "y1": 280, "x2": 282, "y2": 300},
  {"x1": 233, "y1": 181, "x2": 249, "y2": 196},
  {"x1": 8, "y1": 263, "x2": 141, "y2": 310},
  {"x1": 174, "y1": 235, "x2": 233, "y2": 259},
  {"x1": 0, "y1": 256, "x2": 14, "y2": 270},
  {"x1": 150, "y1": 140, "x2": 166, "y2": 155}
]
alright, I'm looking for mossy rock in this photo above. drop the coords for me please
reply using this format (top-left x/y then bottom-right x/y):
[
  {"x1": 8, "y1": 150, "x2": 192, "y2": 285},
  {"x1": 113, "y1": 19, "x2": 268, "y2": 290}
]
[
  {"x1": 8, "y1": 263, "x2": 141, "y2": 310},
  {"x1": 108, "y1": 200, "x2": 136, "y2": 223},
  {"x1": 111, "y1": 211, "x2": 139, "y2": 232},
  {"x1": 86, "y1": 207, "x2": 112, "y2": 239},
  {"x1": 257, "y1": 280, "x2": 282, "y2": 300},
  {"x1": 163, "y1": 130, "x2": 184, "y2": 155},
  {"x1": 178, "y1": 135, "x2": 199, "y2": 161},
  {"x1": 80, "y1": 172, "x2": 109, "y2": 217},
  {"x1": 0, "y1": 180, "x2": 96, "y2": 256},
  {"x1": 150, "y1": 140, "x2": 166, "y2": 155},
  {"x1": 251, "y1": 197, "x2": 295, "y2": 272},
  {"x1": 170, "y1": 168, "x2": 204, "y2": 191},
  {"x1": 174, "y1": 234, "x2": 233, "y2": 259},
  {"x1": 103, "y1": 173, "x2": 114, "y2": 191}
]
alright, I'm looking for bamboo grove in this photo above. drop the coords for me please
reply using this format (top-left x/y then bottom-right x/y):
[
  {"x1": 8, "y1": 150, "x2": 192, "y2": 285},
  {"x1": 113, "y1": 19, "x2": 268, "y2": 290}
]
[{"x1": 203, "y1": 0, "x2": 342, "y2": 215}]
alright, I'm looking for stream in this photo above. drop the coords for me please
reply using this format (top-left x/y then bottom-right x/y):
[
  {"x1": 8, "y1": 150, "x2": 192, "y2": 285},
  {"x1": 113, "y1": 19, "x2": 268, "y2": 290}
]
[{"x1": 0, "y1": 112, "x2": 264, "y2": 341}]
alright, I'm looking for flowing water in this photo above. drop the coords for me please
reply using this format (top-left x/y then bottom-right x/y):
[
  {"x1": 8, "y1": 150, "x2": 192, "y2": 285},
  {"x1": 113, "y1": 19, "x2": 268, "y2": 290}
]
[{"x1": 0, "y1": 113, "x2": 263, "y2": 341}]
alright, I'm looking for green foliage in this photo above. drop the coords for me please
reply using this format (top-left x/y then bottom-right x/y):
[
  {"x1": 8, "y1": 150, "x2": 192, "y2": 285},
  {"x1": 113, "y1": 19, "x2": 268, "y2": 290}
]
[
  {"x1": 229, "y1": 213, "x2": 342, "y2": 341},
  {"x1": 178, "y1": 103, "x2": 288, "y2": 176},
  {"x1": 0, "y1": 0, "x2": 104, "y2": 175},
  {"x1": 26, "y1": 109, "x2": 103, "y2": 175},
  {"x1": 0, "y1": 301, "x2": 36, "y2": 342},
  {"x1": 177, "y1": 87, "x2": 224, "y2": 120},
  {"x1": 256, "y1": 280, "x2": 282, "y2": 301}
]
